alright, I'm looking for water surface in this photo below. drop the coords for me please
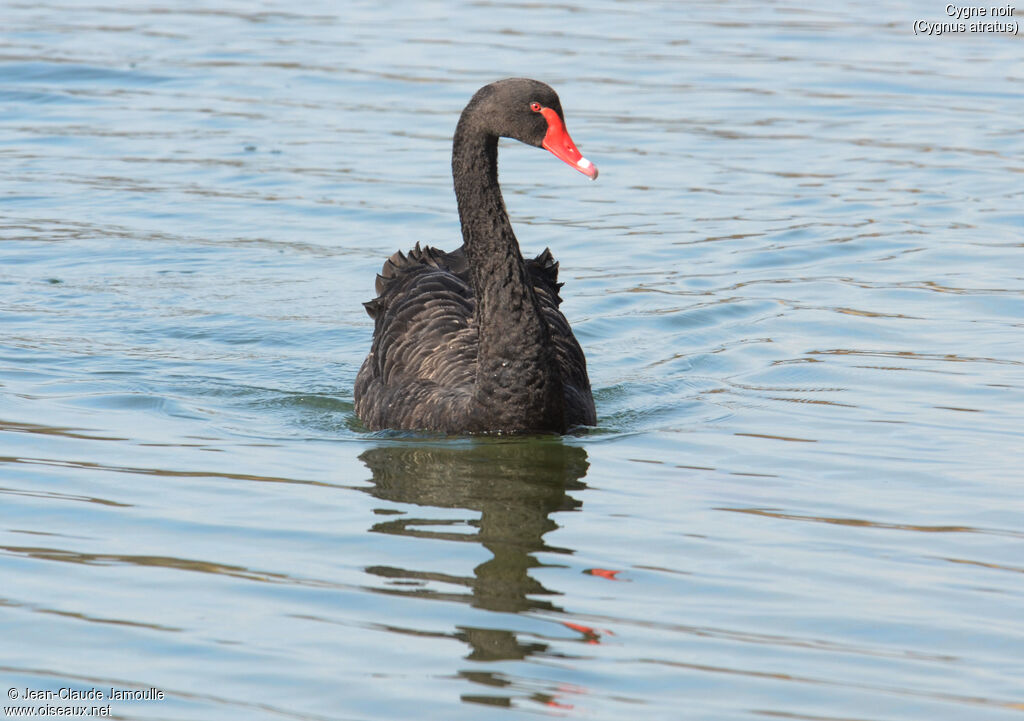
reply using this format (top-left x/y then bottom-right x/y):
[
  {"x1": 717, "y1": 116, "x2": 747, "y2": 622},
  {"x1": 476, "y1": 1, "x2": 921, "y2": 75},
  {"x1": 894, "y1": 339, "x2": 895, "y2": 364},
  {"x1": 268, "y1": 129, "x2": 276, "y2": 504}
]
[{"x1": 2, "y1": 2, "x2": 1023, "y2": 719}]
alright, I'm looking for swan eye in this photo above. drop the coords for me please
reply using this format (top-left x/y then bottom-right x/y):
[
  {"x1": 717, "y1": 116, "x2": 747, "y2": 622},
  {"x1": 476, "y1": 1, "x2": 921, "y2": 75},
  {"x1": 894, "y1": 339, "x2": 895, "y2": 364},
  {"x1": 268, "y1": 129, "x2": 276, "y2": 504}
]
[{"x1": 529, "y1": 102, "x2": 542, "y2": 112}]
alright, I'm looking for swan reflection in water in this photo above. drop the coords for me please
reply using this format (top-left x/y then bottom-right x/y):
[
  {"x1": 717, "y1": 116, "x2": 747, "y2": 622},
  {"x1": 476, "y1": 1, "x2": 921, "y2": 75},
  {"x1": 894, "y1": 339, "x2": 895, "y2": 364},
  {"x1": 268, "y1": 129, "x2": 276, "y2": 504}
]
[{"x1": 358, "y1": 440, "x2": 589, "y2": 705}]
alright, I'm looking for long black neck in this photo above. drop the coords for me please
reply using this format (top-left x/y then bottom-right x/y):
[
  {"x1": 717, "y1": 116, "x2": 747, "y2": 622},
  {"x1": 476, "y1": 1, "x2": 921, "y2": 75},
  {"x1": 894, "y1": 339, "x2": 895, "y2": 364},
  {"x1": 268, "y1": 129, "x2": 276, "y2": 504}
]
[{"x1": 452, "y1": 111, "x2": 565, "y2": 431}]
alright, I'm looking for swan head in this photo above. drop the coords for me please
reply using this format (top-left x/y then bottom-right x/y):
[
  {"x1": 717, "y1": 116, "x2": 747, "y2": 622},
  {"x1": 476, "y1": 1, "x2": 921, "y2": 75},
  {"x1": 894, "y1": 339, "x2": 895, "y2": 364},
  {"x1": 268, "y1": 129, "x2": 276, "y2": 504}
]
[{"x1": 464, "y1": 78, "x2": 598, "y2": 180}]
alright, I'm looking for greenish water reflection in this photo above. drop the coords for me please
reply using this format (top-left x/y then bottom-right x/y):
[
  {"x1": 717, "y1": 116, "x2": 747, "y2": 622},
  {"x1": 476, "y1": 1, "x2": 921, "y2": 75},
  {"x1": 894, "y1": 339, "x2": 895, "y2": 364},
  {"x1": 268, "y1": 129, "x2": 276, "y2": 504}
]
[{"x1": 360, "y1": 440, "x2": 588, "y2": 674}]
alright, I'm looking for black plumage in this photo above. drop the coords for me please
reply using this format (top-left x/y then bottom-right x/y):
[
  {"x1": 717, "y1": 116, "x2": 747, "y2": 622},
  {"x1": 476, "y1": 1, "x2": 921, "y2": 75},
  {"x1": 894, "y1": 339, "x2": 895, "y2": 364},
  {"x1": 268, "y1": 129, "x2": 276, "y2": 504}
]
[{"x1": 354, "y1": 78, "x2": 597, "y2": 434}]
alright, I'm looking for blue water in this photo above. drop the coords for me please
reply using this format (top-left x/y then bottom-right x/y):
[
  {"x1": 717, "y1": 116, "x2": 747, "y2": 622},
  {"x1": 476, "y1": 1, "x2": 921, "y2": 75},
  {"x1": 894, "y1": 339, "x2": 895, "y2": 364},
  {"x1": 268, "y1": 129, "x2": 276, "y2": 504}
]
[{"x1": 2, "y1": 2, "x2": 1023, "y2": 719}]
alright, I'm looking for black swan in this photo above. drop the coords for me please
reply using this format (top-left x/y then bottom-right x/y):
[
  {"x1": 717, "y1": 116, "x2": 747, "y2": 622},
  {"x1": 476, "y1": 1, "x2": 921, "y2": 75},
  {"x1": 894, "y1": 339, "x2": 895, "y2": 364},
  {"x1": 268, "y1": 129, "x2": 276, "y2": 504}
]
[{"x1": 354, "y1": 78, "x2": 598, "y2": 434}]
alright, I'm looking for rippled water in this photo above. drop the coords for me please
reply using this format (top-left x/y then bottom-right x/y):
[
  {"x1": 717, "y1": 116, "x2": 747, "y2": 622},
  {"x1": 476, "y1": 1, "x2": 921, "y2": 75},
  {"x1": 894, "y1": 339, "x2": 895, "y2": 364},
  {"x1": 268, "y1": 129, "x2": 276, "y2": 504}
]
[{"x1": 3, "y1": 2, "x2": 1024, "y2": 719}]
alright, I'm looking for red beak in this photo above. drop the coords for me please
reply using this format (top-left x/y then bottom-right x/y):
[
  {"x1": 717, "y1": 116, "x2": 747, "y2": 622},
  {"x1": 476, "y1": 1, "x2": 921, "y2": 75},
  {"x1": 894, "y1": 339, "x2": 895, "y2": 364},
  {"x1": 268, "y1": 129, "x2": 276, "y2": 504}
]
[{"x1": 539, "y1": 107, "x2": 598, "y2": 180}]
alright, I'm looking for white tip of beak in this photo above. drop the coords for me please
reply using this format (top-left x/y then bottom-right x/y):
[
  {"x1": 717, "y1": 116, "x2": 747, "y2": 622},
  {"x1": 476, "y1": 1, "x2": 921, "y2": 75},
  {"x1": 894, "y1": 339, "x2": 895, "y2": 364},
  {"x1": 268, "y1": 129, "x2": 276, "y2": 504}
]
[{"x1": 576, "y1": 157, "x2": 598, "y2": 180}]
